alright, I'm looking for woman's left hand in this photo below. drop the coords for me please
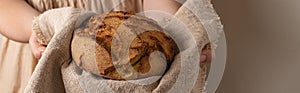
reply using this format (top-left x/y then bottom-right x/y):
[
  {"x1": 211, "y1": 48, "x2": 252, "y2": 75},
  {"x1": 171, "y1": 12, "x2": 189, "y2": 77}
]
[{"x1": 200, "y1": 45, "x2": 212, "y2": 63}]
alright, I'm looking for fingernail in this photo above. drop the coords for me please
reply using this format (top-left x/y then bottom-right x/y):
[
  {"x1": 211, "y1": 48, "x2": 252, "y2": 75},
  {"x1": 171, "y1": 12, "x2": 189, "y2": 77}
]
[{"x1": 200, "y1": 55, "x2": 207, "y2": 62}]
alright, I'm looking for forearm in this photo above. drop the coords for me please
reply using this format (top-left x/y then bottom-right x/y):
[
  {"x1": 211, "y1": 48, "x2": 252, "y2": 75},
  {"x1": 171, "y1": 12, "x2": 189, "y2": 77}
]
[
  {"x1": 0, "y1": 0, "x2": 40, "y2": 43},
  {"x1": 143, "y1": 0, "x2": 181, "y2": 21}
]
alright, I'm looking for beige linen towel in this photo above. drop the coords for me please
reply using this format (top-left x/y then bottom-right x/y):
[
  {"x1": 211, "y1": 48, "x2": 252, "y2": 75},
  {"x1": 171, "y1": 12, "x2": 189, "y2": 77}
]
[{"x1": 25, "y1": 0, "x2": 222, "y2": 92}]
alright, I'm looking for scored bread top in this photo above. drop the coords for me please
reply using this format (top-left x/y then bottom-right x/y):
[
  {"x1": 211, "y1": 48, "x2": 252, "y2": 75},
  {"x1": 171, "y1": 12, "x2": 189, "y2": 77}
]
[{"x1": 71, "y1": 11, "x2": 179, "y2": 80}]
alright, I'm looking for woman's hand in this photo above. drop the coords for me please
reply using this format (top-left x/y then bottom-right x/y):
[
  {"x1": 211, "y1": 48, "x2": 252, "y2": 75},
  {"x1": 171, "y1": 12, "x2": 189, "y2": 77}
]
[
  {"x1": 200, "y1": 44, "x2": 212, "y2": 63},
  {"x1": 29, "y1": 32, "x2": 46, "y2": 59},
  {"x1": 200, "y1": 49, "x2": 212, "y2": 63}
]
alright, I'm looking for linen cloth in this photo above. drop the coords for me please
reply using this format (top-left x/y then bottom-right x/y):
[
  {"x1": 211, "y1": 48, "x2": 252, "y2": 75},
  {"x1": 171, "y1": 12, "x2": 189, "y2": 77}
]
[{"x1": 25, "y1": 0, "x2": 222, "y2": 92}]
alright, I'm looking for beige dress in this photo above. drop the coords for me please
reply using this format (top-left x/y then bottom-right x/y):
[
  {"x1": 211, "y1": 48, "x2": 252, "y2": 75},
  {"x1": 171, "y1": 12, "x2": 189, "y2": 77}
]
[
  {"x1": 0, "y1": 0, "x2": 143, "y2": 93},
  {"x1": 0, "y1": 35, "x2": 36, "y2": 93}
]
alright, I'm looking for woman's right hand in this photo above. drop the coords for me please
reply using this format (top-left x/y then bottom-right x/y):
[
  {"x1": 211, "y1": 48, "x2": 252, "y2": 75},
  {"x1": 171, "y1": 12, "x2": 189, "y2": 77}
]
[{"x1": 29, "y1": 32, "x2": 46, "y2": 59}]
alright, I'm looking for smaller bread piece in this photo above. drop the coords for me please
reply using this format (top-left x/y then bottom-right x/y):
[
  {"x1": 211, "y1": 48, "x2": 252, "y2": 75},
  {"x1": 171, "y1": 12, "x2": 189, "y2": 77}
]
[{"x1": 71, "y1": 11, "x2": 179, "y2": 80}]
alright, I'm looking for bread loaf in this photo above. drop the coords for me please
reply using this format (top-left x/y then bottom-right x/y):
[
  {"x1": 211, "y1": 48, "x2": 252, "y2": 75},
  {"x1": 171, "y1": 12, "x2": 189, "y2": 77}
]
[{"x1": 71, "y1": 11, "x2": 179, "y2": 80}]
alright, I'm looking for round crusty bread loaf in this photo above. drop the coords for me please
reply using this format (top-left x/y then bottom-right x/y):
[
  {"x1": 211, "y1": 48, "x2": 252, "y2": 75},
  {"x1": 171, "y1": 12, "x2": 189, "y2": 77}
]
[{"x1": 71, "y1": 11, "x2": 179, "y2": 80}]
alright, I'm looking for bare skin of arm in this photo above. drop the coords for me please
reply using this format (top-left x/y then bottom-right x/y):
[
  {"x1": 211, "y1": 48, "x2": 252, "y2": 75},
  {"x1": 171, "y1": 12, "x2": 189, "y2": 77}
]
[
  {"x1": 143, "y1": 0, "x2": 211, "y2": 62},
  {"x1": 0, "y1": 0, "x2": 39, "y2": 42},
  {"x1": 0, "y1": 0, "x2": 45, "y2": 59}
]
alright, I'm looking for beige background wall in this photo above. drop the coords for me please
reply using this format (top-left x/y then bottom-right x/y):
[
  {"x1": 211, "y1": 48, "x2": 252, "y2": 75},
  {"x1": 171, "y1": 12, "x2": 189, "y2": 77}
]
[{"x1": 212, "y1": 0, "x2": 300, "y2": 93}]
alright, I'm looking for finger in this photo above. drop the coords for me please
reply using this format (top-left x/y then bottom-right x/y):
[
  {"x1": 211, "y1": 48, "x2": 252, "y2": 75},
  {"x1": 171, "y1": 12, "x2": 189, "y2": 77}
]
[
  {"x1": 201, "y1": 49, "x2": 212, "y2": 63},
  {"x1": 200, "y1": 54, "x2": 207, "y2": 62},
  {"x1": 29, "y1": 34, "x2": 45, "y2": 59}
]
